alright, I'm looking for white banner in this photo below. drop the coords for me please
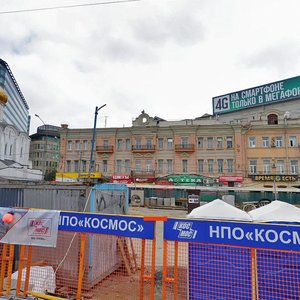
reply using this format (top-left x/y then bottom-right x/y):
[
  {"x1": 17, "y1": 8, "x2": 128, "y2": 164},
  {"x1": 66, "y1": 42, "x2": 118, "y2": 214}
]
[{"x1": 0, "y1": 208, "x2": 60, "y2": 247}]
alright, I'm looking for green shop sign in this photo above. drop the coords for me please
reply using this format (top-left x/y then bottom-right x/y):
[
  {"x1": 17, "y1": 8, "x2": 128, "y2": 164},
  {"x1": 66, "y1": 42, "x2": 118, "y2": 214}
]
[
  {"x1": 212, "y1": 76, "x2": 300, "y2": 115},
  {"x1": 168, "y1": 175, "x2": 203, "y2": 185}
]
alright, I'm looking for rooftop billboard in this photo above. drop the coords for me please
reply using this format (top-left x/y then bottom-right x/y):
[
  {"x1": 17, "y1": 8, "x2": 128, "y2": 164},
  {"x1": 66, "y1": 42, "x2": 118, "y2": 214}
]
[{"x1": 212, "y1": 75, "x2": 300, "y2": 115}]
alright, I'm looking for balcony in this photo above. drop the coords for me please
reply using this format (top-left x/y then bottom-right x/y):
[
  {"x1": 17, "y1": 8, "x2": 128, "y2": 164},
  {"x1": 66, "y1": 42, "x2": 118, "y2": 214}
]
[
  {"x1": 131, "y1": 145, "x2": 156, "y2": 153},
  {"x1": 175, "y1": 144, "x2": 195, "y2": 152},
  {"x1": 95, "y1": 145, "x2": 114, "y2": 153}
]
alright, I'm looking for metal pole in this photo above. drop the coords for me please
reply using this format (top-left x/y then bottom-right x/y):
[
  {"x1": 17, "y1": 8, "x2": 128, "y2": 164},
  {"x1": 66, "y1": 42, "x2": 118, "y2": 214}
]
[
  {"x1": 35, "y1": 114, "x2": 48, "y2": 179},
  {"x1": 89, "y1": 104, "x2": 106, "y2": 175}
]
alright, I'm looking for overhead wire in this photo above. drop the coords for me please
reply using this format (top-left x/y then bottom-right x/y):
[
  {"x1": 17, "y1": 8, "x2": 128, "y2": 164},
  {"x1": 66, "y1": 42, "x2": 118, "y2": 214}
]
[{"x1": 0, "y1": 0, "x2": 141, "y2": 15}]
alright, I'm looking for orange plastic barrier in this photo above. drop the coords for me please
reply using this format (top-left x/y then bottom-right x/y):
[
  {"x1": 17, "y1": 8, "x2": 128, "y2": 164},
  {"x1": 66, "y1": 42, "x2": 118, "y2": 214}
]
[{"x1": 1, "y1": 232, "x2": 157, "y2": 299}]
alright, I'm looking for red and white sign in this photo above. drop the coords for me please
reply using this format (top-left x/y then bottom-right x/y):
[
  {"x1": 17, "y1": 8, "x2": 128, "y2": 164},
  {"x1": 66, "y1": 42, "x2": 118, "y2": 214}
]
[
  {"x1": 219, "y1": 176, "x2": 244, "y2": 182},
  {"x1": 0, "y1": 208, "x2": 60, "y2": 247},
  {"x1": 112, "y1": 174, "x2": 132, "y2": 183}
]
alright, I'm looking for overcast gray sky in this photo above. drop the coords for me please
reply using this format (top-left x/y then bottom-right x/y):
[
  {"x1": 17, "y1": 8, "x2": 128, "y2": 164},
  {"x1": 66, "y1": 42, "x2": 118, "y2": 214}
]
[{"x1": 1, "y1": 0, "x2": 300, "y2": 134}]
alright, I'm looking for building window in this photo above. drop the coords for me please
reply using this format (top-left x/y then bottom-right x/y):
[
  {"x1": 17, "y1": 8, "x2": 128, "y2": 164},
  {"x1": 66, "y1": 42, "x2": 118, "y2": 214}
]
[
  {"x1": 197, "y1": 159, "x2": 204, "y2": 173},
  {"x1": 207, "y1": 159, "x2": 214, "y2": 173},
  {"x1": 20, "y1": 147, "x2": 23, "y2": 158},
  {"x1": 146, "y1": 160, "x2": 152, "y2": 172},
  {"x1": 158, "y1": 138, "x2": 164, "y2": 150},
  {"x1": 74, "y1": 160, "x2": 79, "y2": 172},
  {"x1": 136, "y1": 139, "x2": 141, "y2": 149},
  {"x1": 9, "y1": 145, "x2": 12, "y2": 155},
  {"x1": 217, "y1": 159, "x2": 223, "y2": 173},
  {"x1": 226, "y1": 137, "x2": 233, "y2": 149},
  {"x1": 289, "y1": 136, "x2": 297, "y2": 147},
  {"x1": 249, "y1": 137, "x2": 256, "y2": 148},
  {"x1": 66, "y1": 160, "x2": 71, "y2": 172},
  {"x1": 181, "y1": 137, "x2": 188, "y2": 148},
  {"x1": 249, "y1": 160, "x2": 257, "y2": 174},
  {"x1": 290, "y1": 160, "x2": 298, "y2": 174},
  {"x1": 157, "y1": 159, "x2": 163, "y2": 173},
  {"x1": 217, "y1": 137, "x2": 223, "y2": 149},
  {"x1": 116, "y1": 160, "x2": 122, "y2": 173},
  {"x1": 276, "y1": 160, "x2": 285, "y2": 174},
  {"x1": 146, "y1": 139, "x2": 152, "y2": 149},
  {"x1": 275, "y1": 137, "x2": 283, "y2": 147},
  {"x1": 82, "y1": 160, "x2": 87, "y2": 172},
  {"x1": 207, "y1": 137, "x2": 213, "y2": 149},
  {"x1": 125, "y1": 139, "x2": 131, "y2": 150},
  {"x1": 135, "y1": 160, "x2": 141, "y2": 172},
  {"x1": 67, "y1": 141, "x2": 72, "y2": 151},
  {"x1": 267, "y1": 114, "x2": 278, "y2": 125},
  {"x1": 102, "y1": 160, "x2": 108, "y2": 173},
  {"x1": 83, "y1": 140, "x2": 88, "y2": 151},
  {"x1": 103, "y1": 140, "x2": 109, "y2": 148},
  {"x1": 4, "y1": 143, "x2": 7, "y2": 155},
  {"x1": 227, "y1": 159, "x2": 234, "y2": 173},
  {"x1": 263, "y1": 159, "x2": 272, "y2": 174},
  {"x1": 262, "y1": 137, "x2": 269, "y2": 148},
  {"x1": 117, "y1": 139, "x2": 123, "y2": 151},
  {"x1": 182, "y1": 160, "x2": 188, "y2": 173},
  {"x1": 197, "y1": 137, "x2": 204, "y2": 149},
  {"x1": 167, "y1": 138, "x2": 173, "y2": 150},
  {"x1": 167, "y1": 159, "x2": 173, "y2": 174},
  {"x1": 125, "y1": 160, "x2": 131, "y2": 173},
  {"x1": 76, "y1": 140, "x2": 80, "y2": 151}
]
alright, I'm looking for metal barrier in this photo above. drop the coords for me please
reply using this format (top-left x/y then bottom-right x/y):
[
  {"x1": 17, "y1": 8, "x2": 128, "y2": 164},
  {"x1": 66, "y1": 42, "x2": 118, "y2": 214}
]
[
  {"x1": 2, "y1": 212, "x2": 300, "y2": 299},
  {"x1": 0, "y1": 211, "x2": 157, "y2": 300},
  {"x1": 163, "y1": 218, "x2": 300, "y2": 300}
]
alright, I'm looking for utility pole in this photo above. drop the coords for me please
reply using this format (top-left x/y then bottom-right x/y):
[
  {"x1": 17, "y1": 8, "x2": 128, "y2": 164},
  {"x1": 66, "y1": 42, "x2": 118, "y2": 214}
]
[{"x1": 89, "y1": 104, "x2": 107, "y2": 177}]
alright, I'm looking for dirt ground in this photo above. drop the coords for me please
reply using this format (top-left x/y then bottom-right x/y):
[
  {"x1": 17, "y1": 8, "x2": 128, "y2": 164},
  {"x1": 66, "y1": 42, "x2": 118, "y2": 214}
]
[
  {"x1": 90, "y1": 205, "x2": 188, "y2": 300},
  {"x1": 128, "y1": 205, "x2": 188, "y2": 266}
]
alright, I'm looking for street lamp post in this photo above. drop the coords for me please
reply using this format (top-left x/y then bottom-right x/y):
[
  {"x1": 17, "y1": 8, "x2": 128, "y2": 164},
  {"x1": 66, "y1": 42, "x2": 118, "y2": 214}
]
[
  {"x1": 89, "y1": 104, "x2": 107, "y2": 176},
  {"x1": 35, "y1": 114, "x2": 48, "y2": 179}
]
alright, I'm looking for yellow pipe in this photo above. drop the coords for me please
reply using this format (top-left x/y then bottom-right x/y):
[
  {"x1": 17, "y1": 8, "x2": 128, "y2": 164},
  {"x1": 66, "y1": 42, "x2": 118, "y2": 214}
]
[
  {"x1": 76, "y1": 233, "x2": 86, "y2": 300},
  {"x1": 0, "y1": 244, "x2": 8, "y2": 294},
  {"x1": 28, "y1": 291, "x2": 66, "y2": 300},
  {"x1": 6, "y1": 244, "x2": 15, "y2": 294},
  {"x1": 24, "y1": 245, "x2": 33, "y2": 296}
]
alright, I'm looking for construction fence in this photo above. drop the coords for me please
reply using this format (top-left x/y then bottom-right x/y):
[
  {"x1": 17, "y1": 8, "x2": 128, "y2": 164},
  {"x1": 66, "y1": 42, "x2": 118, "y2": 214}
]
[{"x1": 1, "y1": 210, "x2": 300, "y2": 299}]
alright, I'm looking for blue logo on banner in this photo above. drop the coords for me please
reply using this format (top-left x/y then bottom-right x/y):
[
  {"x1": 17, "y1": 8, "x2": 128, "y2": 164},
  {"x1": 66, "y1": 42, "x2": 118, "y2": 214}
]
[
  {"x1": 164, "y1": 218, "x2": 300, "y2": 251},
  {"x1": 59, "y1": 212, "x2": 155, "y2": 239}
]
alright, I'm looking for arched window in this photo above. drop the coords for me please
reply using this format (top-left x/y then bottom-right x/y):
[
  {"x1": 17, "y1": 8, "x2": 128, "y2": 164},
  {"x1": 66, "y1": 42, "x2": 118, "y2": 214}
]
[{"x1": 268, "y1": 114, "x2": 278, "y2": 125}]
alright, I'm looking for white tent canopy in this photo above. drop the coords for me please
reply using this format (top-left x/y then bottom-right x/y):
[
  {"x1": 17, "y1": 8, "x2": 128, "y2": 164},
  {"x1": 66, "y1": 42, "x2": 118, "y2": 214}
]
[
  {"x1": 248, "y1": 200, "x2": 300, "y2": 223},
  {"x1": 187, "y1": 199, "x2": 252, "y2": 221}
]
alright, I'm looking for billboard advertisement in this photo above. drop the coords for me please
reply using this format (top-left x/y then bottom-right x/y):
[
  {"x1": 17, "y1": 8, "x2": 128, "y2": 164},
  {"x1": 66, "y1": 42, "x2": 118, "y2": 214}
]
[{"x1": 212, "y1": 76, "x2": 300, "y2": 115}]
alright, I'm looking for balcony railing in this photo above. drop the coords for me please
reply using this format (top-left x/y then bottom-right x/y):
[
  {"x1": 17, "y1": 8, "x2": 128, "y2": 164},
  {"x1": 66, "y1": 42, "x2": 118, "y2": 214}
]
[
  {"x1": 131, "y1": 145, "x2": 156, "y2": 153},
  {"x1": 175, "y1": 144, "x2": 195, "y2": 152},
  {"x1": 95, "y1": 145, "x2": 114, "y2": 153}
]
